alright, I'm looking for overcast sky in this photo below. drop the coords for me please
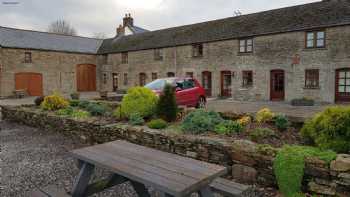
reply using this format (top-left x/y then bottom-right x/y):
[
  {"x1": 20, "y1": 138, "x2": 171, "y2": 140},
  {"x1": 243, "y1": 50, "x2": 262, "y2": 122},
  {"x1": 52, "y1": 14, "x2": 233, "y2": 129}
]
[{"x1": 0, "y1": 0, "x2": 320, "y2": 38}]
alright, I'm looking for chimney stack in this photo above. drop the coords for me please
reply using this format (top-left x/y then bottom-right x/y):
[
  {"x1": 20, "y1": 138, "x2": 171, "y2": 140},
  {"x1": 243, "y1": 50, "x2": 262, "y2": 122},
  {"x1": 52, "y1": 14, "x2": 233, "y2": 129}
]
[
  {"x1": 116, "y1": 24, "x2": 125, "y2": 36},
  {"x1": 123, "y1": 13, "x2": 134, "y2": 27}
]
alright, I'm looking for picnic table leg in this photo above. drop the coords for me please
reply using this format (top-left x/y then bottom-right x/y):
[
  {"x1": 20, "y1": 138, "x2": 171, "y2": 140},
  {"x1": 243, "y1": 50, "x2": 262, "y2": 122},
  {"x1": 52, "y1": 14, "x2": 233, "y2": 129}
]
[
  {"x1": 130, "y1": 180, "x2": 151, "y2": 197},
  {"x1": 72, "y1": 161, "x2": 95, "y2": 197},
  {"x1": 198, "y1": 186, "x2": 215, "y2": 197},
  {"x1": 159, "y1": 192, "x2": 174, "y2": 197}
]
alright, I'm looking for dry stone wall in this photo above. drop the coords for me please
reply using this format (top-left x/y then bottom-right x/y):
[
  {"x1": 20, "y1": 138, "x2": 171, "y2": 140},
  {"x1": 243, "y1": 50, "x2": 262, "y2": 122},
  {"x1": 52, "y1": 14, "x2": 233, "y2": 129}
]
[{"x1": 1, "y1": 106, "x2": 350, "y2": 196}]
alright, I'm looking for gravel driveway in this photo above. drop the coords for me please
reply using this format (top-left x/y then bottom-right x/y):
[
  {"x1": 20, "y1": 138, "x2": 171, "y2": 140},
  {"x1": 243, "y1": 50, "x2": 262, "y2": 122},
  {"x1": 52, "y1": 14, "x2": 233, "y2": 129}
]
[{"x1": 0, "y1": 121, "x2": 140, "y2": 197}]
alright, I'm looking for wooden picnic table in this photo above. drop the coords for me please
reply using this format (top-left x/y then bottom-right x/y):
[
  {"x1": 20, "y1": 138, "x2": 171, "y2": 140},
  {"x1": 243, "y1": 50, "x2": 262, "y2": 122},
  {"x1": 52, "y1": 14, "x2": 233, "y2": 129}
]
[{"x1": 70, "y1": 140, "x2": 227, "y2": 197}]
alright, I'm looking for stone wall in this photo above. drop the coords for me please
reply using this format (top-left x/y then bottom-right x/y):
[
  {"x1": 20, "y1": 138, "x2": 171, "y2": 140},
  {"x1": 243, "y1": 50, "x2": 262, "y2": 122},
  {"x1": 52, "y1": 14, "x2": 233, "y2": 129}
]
[
  {"x1": 101, "y1": 25, "x2": 350, "y2": 103},
  {"x1": 1, "y1": 106, "x2": 350, "y2": 196},
  {"x1": 0, "y1": 48, "x2": 99, "y2": 97}
]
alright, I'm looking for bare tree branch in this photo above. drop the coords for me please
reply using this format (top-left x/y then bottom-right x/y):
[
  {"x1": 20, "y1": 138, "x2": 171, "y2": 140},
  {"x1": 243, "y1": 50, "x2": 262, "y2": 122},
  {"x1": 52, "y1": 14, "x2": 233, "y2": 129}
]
[{"x1": 48, "y1": 19, "x2": 77, "y2": 36}]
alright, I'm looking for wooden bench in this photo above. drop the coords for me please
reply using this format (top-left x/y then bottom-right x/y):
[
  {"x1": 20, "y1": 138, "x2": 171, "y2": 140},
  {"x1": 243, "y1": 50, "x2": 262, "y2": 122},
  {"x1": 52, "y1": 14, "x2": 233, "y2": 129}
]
[
  {"x1": 210, "y1": 178, "x2": 252, "y2": 197},
  {"x1": 13, "y1": 89, "x2": 27, "y2": 98}
]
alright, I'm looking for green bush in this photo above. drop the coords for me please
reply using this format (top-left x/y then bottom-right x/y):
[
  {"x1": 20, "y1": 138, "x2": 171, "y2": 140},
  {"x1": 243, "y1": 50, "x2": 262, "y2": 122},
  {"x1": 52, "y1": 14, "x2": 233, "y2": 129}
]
[
  {"x1": 147, "y1": 119, "x2": 168, "y2": 129},
  {"x1": 156, "y1": 84, "x2": 178, "y2": 122},
  {"x1": 86, "y1": 103, "x2": 107, "y2": 116},
  {"x1": 78, "y1": 100, "x2": 91, "y2": 109},
  {"x1": 41, "y1": 92, "x2": 69, "y2": 111},
  {"x1": 129, "y1": 113, "x2": 145, "y2": 126},
  {"x1": 69, "y1": 99, "x2": 80, "y2": 107},
  {"x1": 113, "y1": 107, "x2": 124, "y2": 120},
  {"x1": 56, "y1": 107, "x2": 90, "y2": 119},
  {"x1": 34, "y1": 96, "x2": 45, "y2": 106},
  {"x1": 273, "y1": 145, "x2": 336, "y2": 197},
  {"x1": 274, "y1": 114, "x2": 289, "y2": 131},
  {"x1": 301, "y1": 106, "x2": 350, "y2": 153},
  {"x1": 118, "y1": 87, "x2": 158, "y2": 118},
  {"x1": 214, "y1": 120, "x2": 243, "y2": 135},
  {"x1": 181, "y1": 109, "x2": 223, "y2": 134},
  {"x1": 249, "y1": 128, "x2": 276, "y2": 141}
]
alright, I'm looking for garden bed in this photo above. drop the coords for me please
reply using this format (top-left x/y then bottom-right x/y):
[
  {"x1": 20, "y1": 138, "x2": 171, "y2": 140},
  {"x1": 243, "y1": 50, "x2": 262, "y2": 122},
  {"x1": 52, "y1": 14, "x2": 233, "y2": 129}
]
[{"x1": 2, "y1": 105, "x2": 350, "y2": 197}]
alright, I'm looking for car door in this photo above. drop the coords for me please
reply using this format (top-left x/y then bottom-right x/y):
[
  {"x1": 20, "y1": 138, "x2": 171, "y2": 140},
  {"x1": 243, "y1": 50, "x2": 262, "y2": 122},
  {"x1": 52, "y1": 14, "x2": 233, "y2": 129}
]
[{"x1": 175, "y1": 79, "x2": 197, "y2": 106}]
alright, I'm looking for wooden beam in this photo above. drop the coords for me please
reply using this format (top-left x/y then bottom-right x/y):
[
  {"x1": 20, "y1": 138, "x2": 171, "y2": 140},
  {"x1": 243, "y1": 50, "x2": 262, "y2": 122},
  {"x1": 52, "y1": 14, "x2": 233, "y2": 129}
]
[
  {"x1": 72, "y1": 162, "x2": 95, "y2": 197},
  {"x1": 85, "y1": 174, "x2": 128, "y2": 196}
]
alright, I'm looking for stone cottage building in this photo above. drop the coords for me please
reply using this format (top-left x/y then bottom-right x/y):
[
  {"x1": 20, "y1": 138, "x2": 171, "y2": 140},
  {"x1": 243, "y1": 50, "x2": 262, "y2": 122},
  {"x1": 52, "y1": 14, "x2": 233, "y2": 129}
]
[{"x1": 0, "y1": 0, "x2": 350, "y2": 103}]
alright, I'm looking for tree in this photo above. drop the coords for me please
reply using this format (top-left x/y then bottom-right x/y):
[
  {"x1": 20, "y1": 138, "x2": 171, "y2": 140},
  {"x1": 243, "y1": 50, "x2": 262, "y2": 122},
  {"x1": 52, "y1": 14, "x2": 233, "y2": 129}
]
[
  {"x1": 156, "y1": 84, "x2": 178, "y2": 122},
  {"x1": 48, "y1": 19, "x2": 77, "y2": 36}
]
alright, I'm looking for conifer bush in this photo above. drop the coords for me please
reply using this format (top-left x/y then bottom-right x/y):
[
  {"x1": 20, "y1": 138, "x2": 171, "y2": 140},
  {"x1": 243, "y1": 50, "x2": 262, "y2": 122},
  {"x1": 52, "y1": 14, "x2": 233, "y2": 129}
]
[
  {"x1": 156, "y1": 84, "x2": 178, "y2": 122},
  {"x1": 301, "y1": 106, "x2": 350, "y2": 153}
]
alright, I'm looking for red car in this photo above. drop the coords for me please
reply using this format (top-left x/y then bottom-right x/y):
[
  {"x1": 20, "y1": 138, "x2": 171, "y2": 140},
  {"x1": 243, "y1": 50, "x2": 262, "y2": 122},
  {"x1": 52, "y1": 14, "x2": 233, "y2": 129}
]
[{"x1": 145, "y1": 77, "x2": 206, "y2": 108}]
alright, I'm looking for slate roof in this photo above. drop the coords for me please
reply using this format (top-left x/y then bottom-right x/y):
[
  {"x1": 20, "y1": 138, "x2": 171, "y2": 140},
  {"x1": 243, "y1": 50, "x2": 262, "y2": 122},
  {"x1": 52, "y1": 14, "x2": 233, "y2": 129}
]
[
  {"x1": 128, "y1": 25, "x2": 149, "y2": 34},
  {"x1": 98, "y1": 0, "x2": 350, "y2": 54},
  {"x1": 0, "y1": 26, "x2": 103, "y2": 54}
]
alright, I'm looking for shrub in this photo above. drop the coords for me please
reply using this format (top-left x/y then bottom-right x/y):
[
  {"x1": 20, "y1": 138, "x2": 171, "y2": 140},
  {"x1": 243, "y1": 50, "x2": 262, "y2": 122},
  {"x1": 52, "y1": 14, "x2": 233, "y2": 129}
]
[
  {"x1": 147, "y1": 119, "x2": 168, "y2": 129},
  {"x1": 274, "y1": 114, "x2": 289, "y2": 131},
  {"x1": 78, "y1": 100, "x2": 90, "y2": 109},
  {"x1": 238, "y1": 116, "x2": 252, "y2": 126},
  {"x1": 256, "y1": 108, "x2": 275, "y2": 123},
  {"x1": 249, "y1": 128, "x2": 276, "y2": 141},
  {"x1": 215, "y1": 120, "x2": 243, "y2": 135},
  {"x1": 156, "y1": 84, "x2": 178, "y2": 122},
  {"x1": 70, "y1": 92, "x2": 80, "y2": 100},
  {"x1": 301, "y1": 106, "x2": 350, "y2": 153},
  {"x1": 34, "y1": 96, "x2": 45, "y2": 106},
  {"x1": 69, "y1": 99, "x2": 80, "y2": 107},
  {"x1": 113, "y1": 107, "x2": 125, "y2": 120},
  {"x1": 118, "y1": 87, "x2": 158, "y2": 118},
  {"x1": 129, "y1": 113, "x2": 145, "y2": 126},
  {"x1": 181, "y1": 109, "x2": 223, "y2": 134},
  {"x1": 273, "y1": 145, "x2": 336, "y2": 197},
  {"x1": 41, "y1": 93, "x2": 69, "y2": 111},
  {"x1": 56, "y1": 107, "x2": 90, "y2": 119},
  {"x1": 86, "y1": 103, "x2": 107, "y2": 116}
]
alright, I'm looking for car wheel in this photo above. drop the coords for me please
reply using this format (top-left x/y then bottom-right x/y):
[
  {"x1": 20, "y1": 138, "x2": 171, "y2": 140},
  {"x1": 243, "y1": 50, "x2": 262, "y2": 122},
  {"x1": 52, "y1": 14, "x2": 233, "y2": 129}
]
[{"x1": 196, "y1": 96, "x2": 206, "y2": 108}]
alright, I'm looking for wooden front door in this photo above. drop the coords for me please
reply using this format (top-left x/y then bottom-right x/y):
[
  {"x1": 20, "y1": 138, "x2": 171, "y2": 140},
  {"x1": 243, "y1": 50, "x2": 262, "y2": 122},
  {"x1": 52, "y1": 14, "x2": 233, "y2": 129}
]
[
  {"x1": 15, "y1": 72, "x2": 43, "y2": 96},
  {"x1": 139, "y1": 73, "x2": 146, "y2": 86},
  {"x1": 221, "y1": 71, "x2": 232, "y2": 97},
  {"x1": 202, "y1": 71, "x2": 212, "y2": 97},
  {"x1": 112, "y1": 73, "x2": 118, "y2": 91},
  {"x1": 335, "y1": 68, "x2": 350, "y2": 102},
  {"x1": 76, "y1": 64, "x2": 96, "y2": 92},
  {"x1": 270, "y1": 70, "x2": 285, "y2": 101}
]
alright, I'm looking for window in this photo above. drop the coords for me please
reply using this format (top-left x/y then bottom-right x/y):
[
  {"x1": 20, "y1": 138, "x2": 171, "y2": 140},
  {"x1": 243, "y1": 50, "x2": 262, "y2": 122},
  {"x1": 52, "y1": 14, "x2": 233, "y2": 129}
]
[
  {"x1": 24, "y1": 52, "x2": 32, "y2": 63},
  {"x1": 121, "y1": 52, "x2": 128, "y2": 64},
  {"x1": 177, "y1": 79, "x2": 195, "y2": 90},
  {"x1": 139, "y1": 73, "x2": 147, "y2": 86},
  {"x1": 154, "y1": 49, "x2": 163, "y2": 61},
  {"x1": 305, "y1": 69, "x2": 319, "y2": 88},
  {"x1": 186, "y1": 72, "x2": 194, "y2": 78},
  {"x1": 239, "y1": 38, "x2": 253, "y2": 53},
  {"x1": 101, "y1": 55, "x2": 108, "y2": 64},
  {"x1": 192, "y1": 44, "x2": 203, "y2": 57},
  {"x1": 306, "y1": 30, "x2": 325, "y2": 48},
  {"x1": 103, "y1": 73, "x2": 107, "y2": 84},
  {"x1": 242, "y1": 71, "x2": 253, "y2": 87},
  {"x1": 123, "y1": 73, "x2": 128, "y2": 86},
  {"x1": 167, "y1": 72, "x2": 175, "y2": 77},
  {"x1": 152, "y1": 73, "x2": 158, "y2": 81}
]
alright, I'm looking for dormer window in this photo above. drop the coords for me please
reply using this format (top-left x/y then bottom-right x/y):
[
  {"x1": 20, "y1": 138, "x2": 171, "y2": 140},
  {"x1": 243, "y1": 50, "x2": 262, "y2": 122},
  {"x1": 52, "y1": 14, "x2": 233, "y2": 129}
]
[
  {"x1": 121, "y1": 52, "x2": 128, "y2": 64},
  {"x1": 306, "y1": 30, "x2": 325, "y2": 48},
  {"x1": 154, "y1": 49, "x2": 163, "y2": 61},
  {"x1": 239, "y1": 38, "x2": 253, "y2": 53},
  {"x1": 24, "y1": 52, "x2": 32, "y2": 63},
  {"x1": 192, "y1": 44, "x2": 203, "y2": 58}
]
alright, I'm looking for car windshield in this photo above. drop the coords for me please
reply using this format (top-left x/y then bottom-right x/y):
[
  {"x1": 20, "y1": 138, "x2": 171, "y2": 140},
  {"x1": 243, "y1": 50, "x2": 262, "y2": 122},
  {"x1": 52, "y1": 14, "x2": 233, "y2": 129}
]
[{"x1": 145, "y1": 79, "x2": 175, "y2": 90}]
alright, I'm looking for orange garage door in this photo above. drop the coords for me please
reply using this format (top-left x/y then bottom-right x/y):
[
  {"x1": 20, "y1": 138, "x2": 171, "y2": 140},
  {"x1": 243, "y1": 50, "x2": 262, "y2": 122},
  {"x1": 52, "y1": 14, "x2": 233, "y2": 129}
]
[
  {"x1": 76, "y1": 64, "x2": 96, "y2": 92},
  {"x1": 15, "y1": 73, "x2": 43, "y2": 96}
]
